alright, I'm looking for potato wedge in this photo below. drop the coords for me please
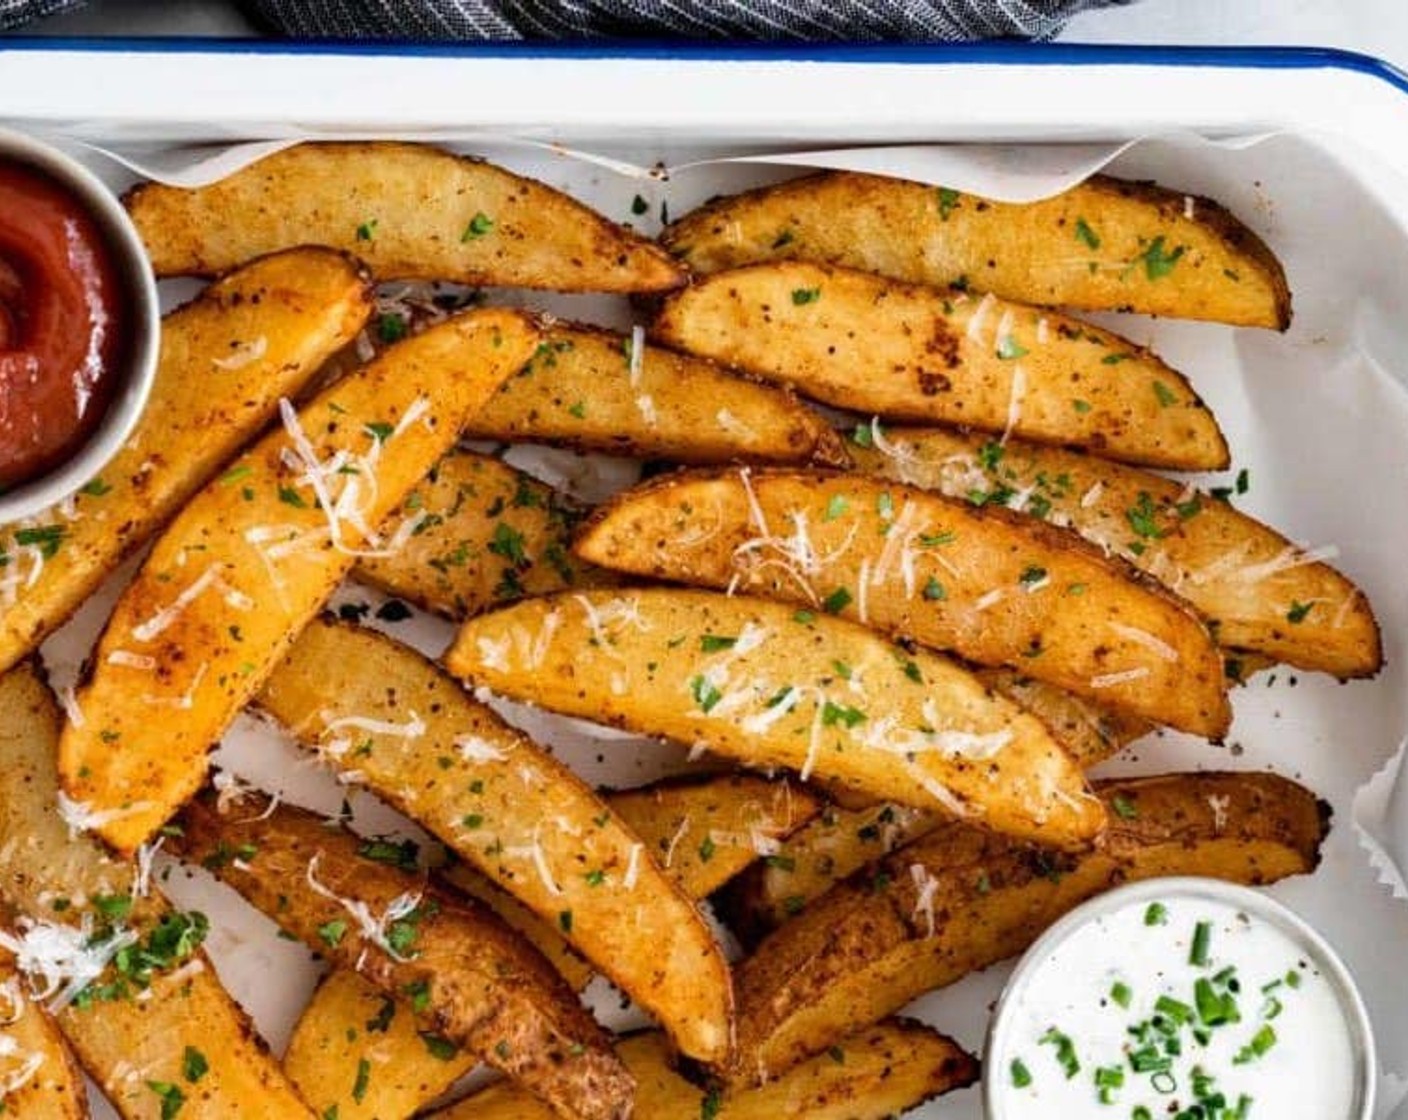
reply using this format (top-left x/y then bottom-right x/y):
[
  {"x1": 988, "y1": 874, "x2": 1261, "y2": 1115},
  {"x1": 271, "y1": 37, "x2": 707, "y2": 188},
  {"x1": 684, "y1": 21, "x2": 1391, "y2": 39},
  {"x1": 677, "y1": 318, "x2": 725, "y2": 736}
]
[
  {"x1": 170, "y1": 792, "x2": 633, "y2": 1120},
  {"x1": 126, "y1": 141, "x2": 683, "y2": 293},
  {"x1": 652, "y1": 262, "x2": 1225, "y2": 469},
  {"x1": 58, "y1": 308, "x2": 539, "y2": 855},
  {"x1": 285, "y1": 772, "x2": 815, "y2": 1120},
  {"x1": 0, "y1": 663, "x2": 313, "y2": 1119},
  {"x1": 0, "y1": 951, "x2": 87, "y2": 1118},
  {"x1": 852, "y1": 426, "x2": 1383, "y2": 678},
  {"x1": 462, "y1": 323, "x2": 850, "y2": 466},
  {"x1": 730, "y1": 771, "x2": 1328, "y2": 1084},
  {"x1": 0, "y1": 247, "x2": 372, "y2": 676},
  {"x1": 255, "y1": 617, "x2": 733, "y2": 1065},
  {"x1": 354, "y1": 449, "x2": 609, "y2": 618},
  {"x1": 434, "y1": 1021, "x2": 979, "y2": 1120},
  {"x1": 574, "y1": 469, "x2": 1229, "y2": 736},
  {"x1": 661, "y1": 171, "x2": 1290, "y2": 329},
  {"x1": 447, "y1": 588, "x2": 1104, "y2": 847},
  {"x1": 720, "y1": 670, "x2": 1149, "y2": 945}
]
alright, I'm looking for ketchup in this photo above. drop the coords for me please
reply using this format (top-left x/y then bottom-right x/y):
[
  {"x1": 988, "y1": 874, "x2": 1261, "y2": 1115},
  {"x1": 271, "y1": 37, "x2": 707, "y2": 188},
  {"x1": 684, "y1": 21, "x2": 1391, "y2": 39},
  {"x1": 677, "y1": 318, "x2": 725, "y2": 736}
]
[{"x1": 0, "y1": 159, "x2": 129, "y2": 489}]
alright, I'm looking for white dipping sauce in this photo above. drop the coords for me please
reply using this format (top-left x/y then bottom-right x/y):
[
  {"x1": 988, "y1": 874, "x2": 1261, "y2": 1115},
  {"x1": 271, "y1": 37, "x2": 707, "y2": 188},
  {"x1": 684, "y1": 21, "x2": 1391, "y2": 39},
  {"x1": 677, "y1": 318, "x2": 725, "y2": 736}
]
[{"x1": 989, "y1": 891, "x2": 1360, "y2": 1119}]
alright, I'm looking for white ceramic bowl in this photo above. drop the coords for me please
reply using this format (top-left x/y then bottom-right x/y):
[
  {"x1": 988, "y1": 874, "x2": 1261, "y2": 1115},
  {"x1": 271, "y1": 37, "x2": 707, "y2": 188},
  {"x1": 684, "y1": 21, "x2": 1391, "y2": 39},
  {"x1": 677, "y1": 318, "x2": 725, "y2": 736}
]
[
  {"x1": 0, "y1": 127, "x2": 159, "y2": 523},
  {"x1": 984, "y1": 877, "x2": 1376, "y2": 1120}
]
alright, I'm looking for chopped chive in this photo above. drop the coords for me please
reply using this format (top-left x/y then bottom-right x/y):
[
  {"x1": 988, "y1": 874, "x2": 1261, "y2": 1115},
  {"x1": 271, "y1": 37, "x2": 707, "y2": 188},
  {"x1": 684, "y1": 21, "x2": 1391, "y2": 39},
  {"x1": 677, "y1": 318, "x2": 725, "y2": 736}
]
[
  {"x1": 1010, "y1": 1058, "x2": 1032, "y2": 1088},
  {"x1": 1190, "y1": 920, "x2": 1212, "y2": 967}
]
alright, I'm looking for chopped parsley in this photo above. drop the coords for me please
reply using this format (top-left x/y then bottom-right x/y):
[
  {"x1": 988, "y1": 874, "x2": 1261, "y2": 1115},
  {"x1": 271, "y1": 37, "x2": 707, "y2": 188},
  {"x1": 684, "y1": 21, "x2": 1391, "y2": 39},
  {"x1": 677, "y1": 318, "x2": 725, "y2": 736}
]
[
  {"x1": 790, "y1": 287, "x2": 821, "y2": 306},
  {"x1": 821, "y1": 586, "x2": 852, "y2": 614},
  {"x1": 182, "y1": 1047, "x2": 208, "y2": 1083},
  {"x1": 461, "y1": 212, "x2": 495, "y2": 240},
  {"x1": 1074, "y1": 217, "x2": 1100, "y2": 249},
  {"x1": 996, "y1": 334, "x2": 1029, "y2": 360},
  {"x1": 1153, "y1": 380, "x2": 1179, "y2": 408},
  {"x1": 700, "y1": 634, "x2": 738, "y2": 652},
  {"x1": 937, "y1": 187, "x2": 960, "y2": 220},
  {"x1": 690, "y1": 675, "x2": 723, "y2": 713},
  {"x1": 1136, "y1": 235, "x2": 1186, "y2": 280},
  {"x1": 1286, "y1": 600, "x2": 1313, "y2": 624}
]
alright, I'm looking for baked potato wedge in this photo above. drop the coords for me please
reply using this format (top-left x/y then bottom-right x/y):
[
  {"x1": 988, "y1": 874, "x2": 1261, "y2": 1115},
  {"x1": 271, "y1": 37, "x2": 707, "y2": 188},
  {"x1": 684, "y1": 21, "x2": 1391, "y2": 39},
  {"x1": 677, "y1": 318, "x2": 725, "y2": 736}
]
[
  {"x1": 730, "y1": 771, "x2": 1328, "y2": 1084},
  {"x1": 125, "y1": 141, "x2": 684, "y2": 292},
  {"x1": 464, "y1": 322, "x2": 848, "y2": 465},
  {"x1": 284, "y1": 772, "x2": 818, "y2": 1120},
  {"x1": 169, "y1": 791, "x2": 634, "y2": 1120},
  {"x1": 434, "y1": 1021, "x2": 979, "y2": 1120},
  {"x1": 58, "y1": 308, "x2": 539, "y2": 855},
  {"x1": 574, "y1": 469, "x2": 1229, "y2": 736},
  {"x1": 721, "y1": 668, "x2": 1149, "y2": 944},
  {"x1": 0, "y1": 663, "x2": 313, "y2": 1119},
  {"x1": 355, "y1": 449, "x2": 610, "y2": 619},
  {"x1": 255, "y1": 616, "x2": 733, "y2": 1065},
  {"x1": 660, "y1": 171, "x2": 1290, "y2": 329},
  {"x1": 852, "y1": 426, "x2": 1382, "y2": 678},
  {"x1": 0, "y1": 951, "x2": 87, "y2": 1118},
  {"x1": 652, "y1": 262, "x2": 1225, "y2": 470},
  {"x1": 446, "y1": 588, "x2": 1105, "y2": 847},
  {"x1": 0, "y1": 247, "x2": 372, "y2": 676}
]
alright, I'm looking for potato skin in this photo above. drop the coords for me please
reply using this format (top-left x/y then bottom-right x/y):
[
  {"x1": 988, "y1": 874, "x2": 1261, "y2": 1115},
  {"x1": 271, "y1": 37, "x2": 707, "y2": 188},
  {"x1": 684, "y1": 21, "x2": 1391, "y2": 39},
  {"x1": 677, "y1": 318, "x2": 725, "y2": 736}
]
[
  {"x1": 126, "y1": 141, "x2": 685, "y2": 293},
  {"x1": 662, "y1": 170, "x2": 1290, "y2": 329},
  {"x1": 729, "y1": 771, "x2": 1329, "y2": 1084}
]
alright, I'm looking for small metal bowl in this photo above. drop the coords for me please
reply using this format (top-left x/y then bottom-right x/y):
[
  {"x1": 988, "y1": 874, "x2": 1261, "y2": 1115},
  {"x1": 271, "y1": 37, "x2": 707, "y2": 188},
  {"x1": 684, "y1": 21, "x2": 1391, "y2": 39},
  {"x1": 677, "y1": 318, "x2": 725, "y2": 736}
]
[
  {"x1": 984, "y1": 876, "x2": 1376, "y2": 1120},
  {"x1": 0, "y1": 126, "x2": 159, "y2": 523}
]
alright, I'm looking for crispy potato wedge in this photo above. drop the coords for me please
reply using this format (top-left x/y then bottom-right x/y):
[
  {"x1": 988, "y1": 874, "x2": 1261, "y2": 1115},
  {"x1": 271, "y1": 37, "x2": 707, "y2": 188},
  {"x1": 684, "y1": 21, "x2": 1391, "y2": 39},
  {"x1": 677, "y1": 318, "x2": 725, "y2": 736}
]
[
  {"x1": 355, "y1": 449, "x2": 610, "y2": 619},
  {"x1": 0, "y1": 664, "x2": 313, "y2": 1119},
  {"x1": 0, "y1": 951, "x2": 87, "y2": 1118},
  {"x1": 170, "y1": 792, "x2": 633, "y2": 1120},
  {"x1": 730, "y1": 771, "x2": 1328, "y2": 1084},
  {"x1": 462, "y1": 323, "x2": 850, "y2": 466},
  {"x1": 661, "y1": 171, "x2": 1290, "y2": 329},
  {"x1": 721, "y1": 670, "x2": 1149, "y2": 945},
  {"x1": 285, "y1": 772, "x2": 815, "y2": 1120},
  {"x1": 652, "y1": 262, "x2": 1226, "y2": 469},
  {"x1": 0, "y1": 247, "x2": 371, "y2": 676},
  {"x1": 574, "y1": 469, "x2": 1230, "y2": 736},
  {"x1": 126, "y1": 141, "x2": 683, "y2": 293},
  {"x1": 852, "y1": 427, "x2": 1383, "y2": 678},
  {"x1": 58, "y1": 308, "x2": 539, "y2": 855},
  {"x1": 447, "y1": 588, "x2": 1104, "y2": 847},
  {"x1": 255, "y1": 616, "x2": 733, "y2": 1064},
  {"x1": 434, "y1": 1021, "x2": 978, "y2": 1120}
]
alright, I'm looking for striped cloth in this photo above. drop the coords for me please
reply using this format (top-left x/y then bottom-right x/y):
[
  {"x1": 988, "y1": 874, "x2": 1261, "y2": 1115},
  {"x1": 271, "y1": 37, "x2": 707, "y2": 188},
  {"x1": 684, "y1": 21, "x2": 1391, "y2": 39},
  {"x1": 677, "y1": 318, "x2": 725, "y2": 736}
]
[{"x1": 3, "y1": 0, "x2": 1130, "y2": 39}]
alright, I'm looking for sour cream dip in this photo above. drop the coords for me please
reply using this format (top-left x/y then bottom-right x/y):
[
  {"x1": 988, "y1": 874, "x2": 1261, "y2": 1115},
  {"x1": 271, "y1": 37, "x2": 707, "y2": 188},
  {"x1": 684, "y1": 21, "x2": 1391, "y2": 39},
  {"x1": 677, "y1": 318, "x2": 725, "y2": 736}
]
[{"x1": 985, "y1": 878, "x2": 1374, "y2": 1120}]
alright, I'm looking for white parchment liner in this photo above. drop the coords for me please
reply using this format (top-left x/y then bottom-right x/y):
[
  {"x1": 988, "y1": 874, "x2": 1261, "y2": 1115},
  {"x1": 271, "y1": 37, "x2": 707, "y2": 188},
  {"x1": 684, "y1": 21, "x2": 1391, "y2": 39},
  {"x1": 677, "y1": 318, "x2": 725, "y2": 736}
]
[{"x1": 32, "y1": 129, "x2": 1408, "y2": 1119}]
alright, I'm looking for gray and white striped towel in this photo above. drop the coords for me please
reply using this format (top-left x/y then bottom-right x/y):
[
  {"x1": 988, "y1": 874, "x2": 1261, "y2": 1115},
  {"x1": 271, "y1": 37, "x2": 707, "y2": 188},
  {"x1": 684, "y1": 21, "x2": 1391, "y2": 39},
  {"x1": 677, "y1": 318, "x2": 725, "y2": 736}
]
[{"x1": 3, "y1": 0, "x2": 1131, "y2": 40}]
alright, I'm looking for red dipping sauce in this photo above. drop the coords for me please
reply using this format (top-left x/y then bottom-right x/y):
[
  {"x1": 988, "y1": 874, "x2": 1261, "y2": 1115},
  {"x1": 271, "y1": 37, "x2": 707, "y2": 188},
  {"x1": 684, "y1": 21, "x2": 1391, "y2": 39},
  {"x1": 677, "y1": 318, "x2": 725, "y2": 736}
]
[{"x1": 0, "y1": 158, "x2": 130, "y2": 489}]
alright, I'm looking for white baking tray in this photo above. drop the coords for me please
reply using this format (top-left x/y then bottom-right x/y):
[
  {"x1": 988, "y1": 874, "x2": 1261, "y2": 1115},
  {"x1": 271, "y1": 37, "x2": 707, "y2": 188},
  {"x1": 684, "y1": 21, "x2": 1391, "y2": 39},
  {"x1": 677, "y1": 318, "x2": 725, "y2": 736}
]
[{"x1": 4, "y1": 40, "x2": 1408, "y2": 1120}]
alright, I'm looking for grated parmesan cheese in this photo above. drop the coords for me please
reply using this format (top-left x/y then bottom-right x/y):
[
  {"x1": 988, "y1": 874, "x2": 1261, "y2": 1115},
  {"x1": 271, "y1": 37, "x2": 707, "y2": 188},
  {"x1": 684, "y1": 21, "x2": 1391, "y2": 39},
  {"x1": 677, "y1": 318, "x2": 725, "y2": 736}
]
[
  {"x1": 1000, "y1": 364, "x2": 1027, "y2": 445},
  {"x1": 622, "y1": 843, "x2": 643, "y2": 890},
  {"x1": 56, "y1": 794, "x2": 156, "y2": 840},
  {"x1": 211, "y1": 336, "x2": 269, "y2": 371},
  {"x1": 305, "y1": 854, "x2": 424, "y2": 961},
  {"x1": 1089, "y1": 667, "x2": 1151, "y2": 690},
  {"x1": 966, "y1": 293, "x2": 998, "y2": 342},
  {"x1": 0, "y1": 915, "x2": 137, "y2": 1011},
  {"x1": 1110, "y1": 623, "x2": 1180, "y2": 663},
  {"x1": 455, "y1": 734, "x2": 508, "y2": 764},
  {"x1": 628, "y1": 325, "x2": 646, "y2": 388},
  {"x1": 324, "y1": 712, "x2": 426, "y2": 741},
  {"x1": 910, "y1": 863, "x2": 940, "y2": 937}
]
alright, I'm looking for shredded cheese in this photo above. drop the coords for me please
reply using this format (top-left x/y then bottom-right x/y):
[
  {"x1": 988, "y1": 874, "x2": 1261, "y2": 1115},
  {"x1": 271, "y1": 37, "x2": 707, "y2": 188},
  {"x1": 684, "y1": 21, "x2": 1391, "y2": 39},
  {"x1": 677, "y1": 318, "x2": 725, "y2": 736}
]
[
  {"x1": 0, "y1": 915, "x2": 138, "y2": 1011},
  {"x1": 1110, "y1": 623, "x2": 1180, "y2": 663},
  {"x1": 966, "y1": 292, "x2": 998, "y2": 342},
  {"x1": 304, "y1": 854, "x2": 424, "y2": 961},
  {"x1": 716, "y1": 409, "x2": 759, "y2": 443},
  {"x1": 1000, "y1": 364, "x2": 1027, "y2": 445},
  {"x1": 1089, "y1": 667, "x2": 1151, "y2": 690},
  {"x1": 324, "y1": 712, "x2": 426, "y2": 741},
  {"x1": 454, "y1": 734, "x2": 508, "y2": 764},
  {"x1": 55, "y1": 794, "x2": 155, "y2": 840},
  {"x1": 622, "y1": 842, "x2": 643, "y2": 890},
  {"x1": 1206, "y1": 794, "x2": 1231, "y2": 833},
  {"x1": 910, "y1": 863, "x2": 940, "y2": 937},
  {"x1": 106, "y1": 650, "x2": 157, "y2": 672},
  {"x1": 131, "y1": 566, "x2": 250, "y2": 643},
  {"x1": 211, "y1": 336, "x2": 269, "y2": 371}
]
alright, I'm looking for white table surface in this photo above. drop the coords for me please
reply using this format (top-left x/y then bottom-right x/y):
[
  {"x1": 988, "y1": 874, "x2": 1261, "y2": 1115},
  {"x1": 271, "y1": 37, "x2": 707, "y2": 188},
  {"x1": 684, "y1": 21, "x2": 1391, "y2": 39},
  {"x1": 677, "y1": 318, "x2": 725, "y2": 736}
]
[{"x1": 14, "y1": 0, "x2": 1408, "y2": 75}]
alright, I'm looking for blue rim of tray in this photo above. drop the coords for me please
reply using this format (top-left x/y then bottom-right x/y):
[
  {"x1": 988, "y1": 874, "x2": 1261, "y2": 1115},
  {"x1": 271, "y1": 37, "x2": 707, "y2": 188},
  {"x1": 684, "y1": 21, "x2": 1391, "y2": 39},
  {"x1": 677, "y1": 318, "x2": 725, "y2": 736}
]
[{"x1": 1, "y1": 39, "x2": 1406, "y2": 98}]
